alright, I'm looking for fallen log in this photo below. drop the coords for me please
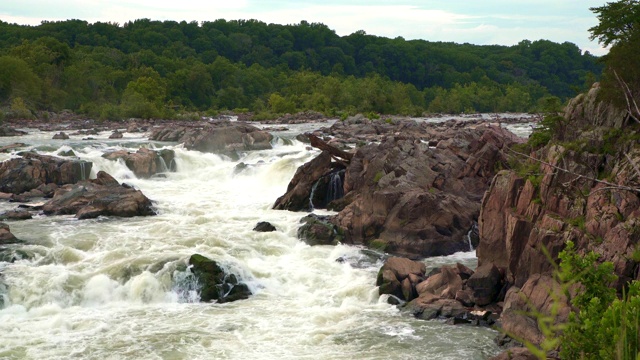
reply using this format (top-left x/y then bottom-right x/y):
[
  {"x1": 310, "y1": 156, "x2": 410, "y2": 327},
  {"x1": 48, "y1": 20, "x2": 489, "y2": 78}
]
[{"x1": 308, "y1": 134, "x2": 353, "y2": 162}]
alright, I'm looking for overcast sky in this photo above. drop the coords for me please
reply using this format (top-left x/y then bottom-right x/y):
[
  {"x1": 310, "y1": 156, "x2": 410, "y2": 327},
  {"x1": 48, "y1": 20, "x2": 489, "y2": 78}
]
[{"x1": 0, "y1": 0, "x2": 608, "y2": 55}]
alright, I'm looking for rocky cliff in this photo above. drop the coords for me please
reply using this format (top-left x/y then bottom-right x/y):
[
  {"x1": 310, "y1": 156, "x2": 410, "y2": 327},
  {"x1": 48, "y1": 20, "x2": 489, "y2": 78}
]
[{"x1": 478, "y1": 83, "x2": 640, "y2": 349}]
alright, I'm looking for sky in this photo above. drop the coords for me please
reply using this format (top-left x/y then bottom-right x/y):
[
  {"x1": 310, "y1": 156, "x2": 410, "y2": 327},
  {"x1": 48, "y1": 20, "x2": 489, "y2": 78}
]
[{"x1": 0, "y1": 0, "x2": 609, "y2": 55}]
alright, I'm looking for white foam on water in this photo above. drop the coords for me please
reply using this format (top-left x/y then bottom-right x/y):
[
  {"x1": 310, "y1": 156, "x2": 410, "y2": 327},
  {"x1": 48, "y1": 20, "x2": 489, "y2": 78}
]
[{"x1": 0, "y1": 124, "x2": 500, "y2": 359}]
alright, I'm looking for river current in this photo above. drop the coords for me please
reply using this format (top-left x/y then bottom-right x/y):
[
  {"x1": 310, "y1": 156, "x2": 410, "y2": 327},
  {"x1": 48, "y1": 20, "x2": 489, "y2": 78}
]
[{"x1": 0, "y1": 120, "x2": 512, "y2": 360}]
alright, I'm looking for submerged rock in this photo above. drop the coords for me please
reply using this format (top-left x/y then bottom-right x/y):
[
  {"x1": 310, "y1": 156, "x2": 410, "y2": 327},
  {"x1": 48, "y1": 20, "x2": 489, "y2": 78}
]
[
  {"x1": 297, "y1": 214, "x2": 341, "y2": 246},
  {"x1": 52, "y1": 132, "x2": 69, "y2": 140},
  {"x1": 188, "y1": 254, "x2": 251, "y2": 303},
  {"x1": 253, "y1": 221, "x2": 276, "y2": 232}
]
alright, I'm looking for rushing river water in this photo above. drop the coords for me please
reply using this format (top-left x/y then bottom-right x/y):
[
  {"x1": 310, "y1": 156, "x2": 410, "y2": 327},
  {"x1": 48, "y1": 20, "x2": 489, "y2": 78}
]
[{"x1": 0, "y1": 122, "x2": 505, "y2": 360}]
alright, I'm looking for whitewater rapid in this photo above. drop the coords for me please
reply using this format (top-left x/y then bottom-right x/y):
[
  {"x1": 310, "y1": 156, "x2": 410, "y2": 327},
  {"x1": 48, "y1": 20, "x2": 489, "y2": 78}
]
[{"x1": 0, "y1": 124, "x2": 500, "y2": 359}]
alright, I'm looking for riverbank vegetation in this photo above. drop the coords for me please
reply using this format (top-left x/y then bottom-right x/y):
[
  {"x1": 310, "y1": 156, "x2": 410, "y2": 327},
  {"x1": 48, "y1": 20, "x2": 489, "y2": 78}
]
[{"x1": 0, "y1": 18, "x2": 601, "y2": 120}]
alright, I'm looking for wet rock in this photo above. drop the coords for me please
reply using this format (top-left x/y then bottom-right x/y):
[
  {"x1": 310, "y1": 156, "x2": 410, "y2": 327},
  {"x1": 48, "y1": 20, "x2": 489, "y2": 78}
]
[
  {"x1": 253, "y1": 221, "x2": 276, "y2": 232},
  {"x1": 52, "y1": 132, "x2": 69, "y2": 140},
  {"x1": 109, "y1": 130, "x2": 124, "y2": 139},
  {"x1": 102, "y1": 148, "x2": 176, "y2": 178},
  {"x1": 0, "y1": 143, "x2": 27, "y2": 153},
  {"x1": 188, "y1": 254, "x2": 251, "y2": 303},
  {"x1": 42, "y1": 171, "x2": 155, "y2": 219},
  {"x1": 149, "y1": 121, "x2": 273, "y2": 157},
  {"x1": 57, "y1": 149, "x2": 77, "y2": 157},
  {"x1": 0, "y1": 153, "x2": 92, "y2": 195},
  {"x1": 273, "y1": 151, "x2": 333, "y2": 211},
  {"x1": 0, "y1": 210, "x2": 32, "y2": 221},
  {"x1": 376, "y1": 257, "x2": 426, "y2": 301},
  {"x1": 0, "y1": 127, "x2": 28, "y2": 137},
  {"x1": 278, "y1": 122, "x2": 520, "y2": 258},
  {"x1": 297, "y1": 214, "x2": 341, "y2": 246},
  {"x1": 0, "y1": 222, "x2": 20, "y2": 244}
]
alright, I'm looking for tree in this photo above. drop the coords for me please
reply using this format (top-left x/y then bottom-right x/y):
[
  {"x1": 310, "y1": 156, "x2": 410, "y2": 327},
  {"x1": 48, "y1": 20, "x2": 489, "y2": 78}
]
[{"x1": 589, "y1": 0, "x2": 640, "y2": 46}]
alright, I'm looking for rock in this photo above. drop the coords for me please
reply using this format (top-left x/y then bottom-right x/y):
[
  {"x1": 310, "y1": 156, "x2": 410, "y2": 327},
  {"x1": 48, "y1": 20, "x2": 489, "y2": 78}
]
[
  {"x1": 276, "y1": 123, "x2": 520, "y2": 258},
  {"x1": 499, "y1": 275, "x2": 571, "y2": 346},
  {"x1": 188, "y1": 254, "x2": 251, "y2": 303},
  {"x1": 376, "y1": 257, "x2": 426, "y2": 301},
  {"x1": 455, "y1": 289, "x2": 475, "y2": 307},
  {"x1": 0, "y1": 143, "x2": 27, "y2": 153},
  {"x1": 41, "y1": 171, "x2": 155, "y2": 219},
  {"x1": 0, "y1": 222, "x2": 20, "y2": 244},
  {"x1": 253, "y1": 221, "x2": 276, "y2": 232},
  {"x1": 273, "y1": 151, "x2": 334, "y2": 211},
  {"x1": 0, "y1": 153, "x2": 92, "y2": 194},
  {"x1": 0, "y1": 127, "x2": 28, "y2": 137},
  {"x1": 0, "y1": 210, "x2": 32, "y2": 221},
  {"x1": 57, "y1": 149, "x2": 77, "y2": 157},
  {"x1": 149, "y1": 121, "x2": 273, "y2": 157},
  {"x1": 415, "y1": 265, "x2": 463, "y2": 299},
  {"x1": 102, "y1": 148, "x2": 176, "y2": 178},
  {"x1": 466, "y1": 263, "x2": 502, "y2": 306},
  {"x1": 52, "y1": 132, "x2": 69, "y2": 140},
  {"x1": 109, "y1": 130, "x2": 124, "y2": 139},
  {"x1": 297, "y1": 214, "x2": 341, "y2": 246}
]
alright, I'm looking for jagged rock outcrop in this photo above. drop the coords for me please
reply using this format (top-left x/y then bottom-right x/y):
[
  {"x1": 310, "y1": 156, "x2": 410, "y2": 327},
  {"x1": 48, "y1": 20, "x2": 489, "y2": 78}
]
[
  {"x1": 102, "y1": 148, "x2": 176, "y2": 178},
  {"x1": 275, "y1": 122, "x2": 521, "y2": 258},
  {"x1": 149, "y1": 121, "x2": 273, "y2": 157},
  {"x1": 0, "y1": 152, "x2": 92, "y2": 195},
  {"x1": 188, "y1": 254, "x2": 251, "y2": 303},
  {"x1": 478, "y1": 90, "x2": 640, "y2": 351},
  {"x1": 42, "y1": 171, "x2": 155, "y2": 219}
]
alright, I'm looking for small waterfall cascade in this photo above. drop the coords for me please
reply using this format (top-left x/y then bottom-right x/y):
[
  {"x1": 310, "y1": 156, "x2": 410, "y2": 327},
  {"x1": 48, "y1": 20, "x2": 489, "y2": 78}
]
[
  {"x1": 309, "y1": 180, "x2": 320, "y2": 211},
  {"x1": 79, "y1": 161, "x2": 87, "y2": 180},
  {"x1": 466, "y1": 222, "x2": 479, "y2": 251},
  {"x1": 156, "y1": 155, "x2": 169, "y2": 173},
  {"x1": 325, "y1": 169, "x2": 345, "y2": 204}
]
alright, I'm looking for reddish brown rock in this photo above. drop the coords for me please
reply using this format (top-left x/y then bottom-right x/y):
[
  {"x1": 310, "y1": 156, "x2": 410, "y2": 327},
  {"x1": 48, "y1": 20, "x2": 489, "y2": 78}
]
[
  {"x1": 489, "y1": 347, "x2": 538, "y2": 360},
  {"x1": 466, "y1": 263, "x2": 502, "y2": 306},
  {"x1": 0, "y1": 222, "x2": 20, "y2": 244},
  {"x1": 102, "y1": 148, "x2": 175, "y2": 178},
  {"x1": 42, "y1": 171, "x2": 155, "y2": 219},
  {"x1": 0, "y1": 153, "x2": 92, "y2": 195},
  {"x1": 376, "y1": 257, "x2": 426, "y2": 301}
]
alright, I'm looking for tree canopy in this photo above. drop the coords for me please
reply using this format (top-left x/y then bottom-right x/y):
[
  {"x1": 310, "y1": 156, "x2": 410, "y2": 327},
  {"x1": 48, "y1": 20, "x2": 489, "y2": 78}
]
[{"x1": 0, "y1": 18, "x2": 603, "y2": 120}]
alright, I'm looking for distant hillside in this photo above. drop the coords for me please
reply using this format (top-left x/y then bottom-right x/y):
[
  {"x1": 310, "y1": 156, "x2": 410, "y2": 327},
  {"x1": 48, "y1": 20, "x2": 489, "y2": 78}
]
[{"x1": 0, "y1": 19, "x2": 603, "y2": 120}]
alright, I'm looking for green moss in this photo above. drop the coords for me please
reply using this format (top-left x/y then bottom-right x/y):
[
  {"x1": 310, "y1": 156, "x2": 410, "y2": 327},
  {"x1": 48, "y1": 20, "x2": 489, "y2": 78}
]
[
  {"x1": 373, "y1": 171, "x2": 385, "y2": 183},
  {"x1": 566, "y1": 215, "x2": 586, "y2": 232},
  {"x1": 369, "y1": 239, "x2": 388, "y2": 252}
]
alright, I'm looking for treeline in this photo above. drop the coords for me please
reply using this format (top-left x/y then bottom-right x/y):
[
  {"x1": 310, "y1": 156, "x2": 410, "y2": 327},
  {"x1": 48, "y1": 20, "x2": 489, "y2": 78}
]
[{"x1": 0, "y1": 18, "x2": 602, "y2": 120}]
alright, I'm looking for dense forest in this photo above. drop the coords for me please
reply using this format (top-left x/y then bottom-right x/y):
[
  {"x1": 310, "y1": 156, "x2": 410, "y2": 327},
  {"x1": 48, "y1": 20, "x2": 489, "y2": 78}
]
[{"x1": 0, "y1": 18, "x2": 603, "y2": 120}]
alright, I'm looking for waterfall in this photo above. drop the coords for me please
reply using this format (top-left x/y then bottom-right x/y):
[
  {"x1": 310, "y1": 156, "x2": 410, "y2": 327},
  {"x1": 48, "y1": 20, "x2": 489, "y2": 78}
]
[
  {"x1": 79, "y1": 161, "x2": 86, "y2": 180},
  {"x1": 466, "y1": 229, "x2": 474, "y2": 251},
  {"x1": 325, "y1": 169, "x2": 345, "y2": 204},
  {"x1": 309, "y1": 180, "x2": 320, "y2": 211},
  {"x1": 156, "y1": 155, "x2": 169, "y2": 173}
]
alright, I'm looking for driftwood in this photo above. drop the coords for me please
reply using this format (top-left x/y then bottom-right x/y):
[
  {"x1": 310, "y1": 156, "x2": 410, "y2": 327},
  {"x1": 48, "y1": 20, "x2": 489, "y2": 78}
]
[{"x1": 308, "y1": 134, "x2": 353, "y2": 162}]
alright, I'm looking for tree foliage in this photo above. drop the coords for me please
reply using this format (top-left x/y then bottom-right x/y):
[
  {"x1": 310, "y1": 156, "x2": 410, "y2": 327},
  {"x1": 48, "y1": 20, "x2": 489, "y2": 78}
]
[{"x1": 0, "y1": 18, "x2": 603, "y2": 119}]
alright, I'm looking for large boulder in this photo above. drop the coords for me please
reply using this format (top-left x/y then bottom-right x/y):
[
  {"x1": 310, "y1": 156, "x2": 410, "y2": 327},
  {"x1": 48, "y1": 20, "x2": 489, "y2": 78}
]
[
  {"x1": 0, "y1": 153, "x2": 92, "y2": 195},
  {"x1": 273, "y1": 151, "x2": 334, "y2": 211},
  {"x1": 376, "y1": 257, "x2": 426, "y2": 301},
  {"x1": 102, "y1": 148, "x2": 176, "y2": 178},
  {"x1": 42, "y1": 171, "x2": 155, "y2": 219},
  {"x1": 466, "y1": 263, "x2": 502, "y2": 306},
  {"x1": 188, "y1": 254, "x2": 251, "y2": 303}
]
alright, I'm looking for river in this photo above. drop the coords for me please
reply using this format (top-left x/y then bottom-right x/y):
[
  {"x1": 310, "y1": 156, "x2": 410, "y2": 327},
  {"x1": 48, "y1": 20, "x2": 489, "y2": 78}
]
[{"x1": 0, "y1": 120, "x2": 509, "y2": 360}]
